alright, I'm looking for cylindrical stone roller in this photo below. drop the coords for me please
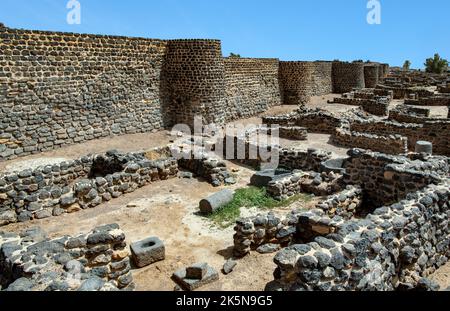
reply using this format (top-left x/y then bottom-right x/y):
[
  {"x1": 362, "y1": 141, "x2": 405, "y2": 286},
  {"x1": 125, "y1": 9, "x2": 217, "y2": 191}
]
[
  {"x1": 199, "y1": 189, "x2": 234, "y2": 214},
  {"x1": 415, "y1": 141, "x2": 433, "y2": 154}
]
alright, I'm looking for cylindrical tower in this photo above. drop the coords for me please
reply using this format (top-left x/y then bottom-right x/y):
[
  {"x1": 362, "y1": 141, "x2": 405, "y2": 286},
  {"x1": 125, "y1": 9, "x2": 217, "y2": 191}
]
[{"x1": 163, "y1": 39, "x2": 226, "y2": 127}]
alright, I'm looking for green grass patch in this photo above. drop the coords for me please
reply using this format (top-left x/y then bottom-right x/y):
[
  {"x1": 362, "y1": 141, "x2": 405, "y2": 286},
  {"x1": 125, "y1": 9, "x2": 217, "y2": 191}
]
[{"x1": 207, "y1": 187, "x2": 313, "y2": 228}]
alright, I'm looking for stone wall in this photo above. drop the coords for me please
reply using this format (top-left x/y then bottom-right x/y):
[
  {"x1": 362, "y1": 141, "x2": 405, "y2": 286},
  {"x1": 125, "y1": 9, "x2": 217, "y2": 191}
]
[
  {"x1": 278, "y1": 148, "x2": 332, "y2": 172},
  {"x1": 224, "y1": 58, "x2": 281, "y2": 120},
  {"x1": 343, "y1": 149, "x2": 448, "y2": 207},
  {"x1": 0, "y1": 24, "x2": 392, "y2": 161},
  {"x1": 332, "y1": 97, "x2": 388, "y2": 116},
  {"x1": 279, "y1": 61, "x2": 333, "y2": 105},
  {"x1": 315, "y1": 185, "x2": 363, "y2": 219},
  {"x1": 263, "y1": 109, "x2": 342, "y2": 135},
  {"x1": 388, "y1": 106, "x2": 448, "y2": 124},
  {"x1": 380, "y1": 63, "x2": 390, "y2": 78},
  {"x1": 0, "y1": 27, "x2": 168, "y2": 161},
  {"x1": 364, "y1": 65, "x2": 380, "y2": 88},
  {"x1": 404, "y1": 96, "x2": 450, "y2": 106},
  {"x1": 350, "y1": 120, "x2": 450, "y2": 156},
  {"x1": 0, "y1": 224, "x2": 134, "y2": 291},
  {"x1": 332, "y1": 62, "x2": 365, "y2": 93},
  {"x1": 267, "y1": 170, "x2": 343, "y2": 200},
  {"x1": 176, "y1": 148, "x2": 232, "y2": 187},
  {"x1": 0, "y1": 150, "x2": 178, "y2": 226},
  {"x1": 271, "y1": 181, "x2": 450, "y2": 291}
]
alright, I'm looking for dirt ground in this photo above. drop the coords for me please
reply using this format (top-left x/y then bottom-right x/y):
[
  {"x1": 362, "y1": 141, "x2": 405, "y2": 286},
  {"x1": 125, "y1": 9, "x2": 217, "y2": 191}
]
[{"x1": 1, "y1": 97, "x2": 449, "y2": 291}]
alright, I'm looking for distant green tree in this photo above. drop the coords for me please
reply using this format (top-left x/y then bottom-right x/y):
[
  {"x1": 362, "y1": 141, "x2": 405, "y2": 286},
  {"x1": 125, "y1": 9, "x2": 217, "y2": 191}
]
[
  {"x1": 229, "y1": 53, "x2": 241, "y2": 58},
  {"x1": 424, "y1": 54, "x2": 448, "y2": 74},
  {"x1": 403, "y1": 60, "x2": 411, "y2": 71}
]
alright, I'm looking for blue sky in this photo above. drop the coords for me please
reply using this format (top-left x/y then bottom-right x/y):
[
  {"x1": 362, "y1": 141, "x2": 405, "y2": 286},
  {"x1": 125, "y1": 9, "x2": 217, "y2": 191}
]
[{"x1": 0, "y1": 0, "x2": 448, "y2": 68}]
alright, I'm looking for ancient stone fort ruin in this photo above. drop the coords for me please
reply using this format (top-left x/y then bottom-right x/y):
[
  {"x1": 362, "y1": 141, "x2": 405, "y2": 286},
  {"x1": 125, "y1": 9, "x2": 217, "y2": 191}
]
[{"x1": 0, "y1": 24, "x2": 449, "y2": 292}]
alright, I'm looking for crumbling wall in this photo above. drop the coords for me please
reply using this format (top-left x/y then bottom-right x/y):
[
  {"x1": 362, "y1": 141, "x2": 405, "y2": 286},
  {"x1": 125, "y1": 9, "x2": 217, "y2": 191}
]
[
  {"x1": 0, "y1": 224, "x2": 134, "y2": 291},
  {"x1": 332, "y1": 97, "x2": 388, "y2": 116},
  {"x1": 315, "y1": 185, "x2": 363, "y2": 219},
  {"x1": 331, "y1": 127, "x2": 408, "y2": 155},
  {"x1": 279, "y1": 61, "x2": 333, "y2": 105},
  {"x1": 224, "y1": 58, "x2": 281, "y2": 120},
  {"x1": 388, "y1": 106, "x2": 445, "y2": 124},
  {"x1": 267, "y1": 170, "x2": 343, "y2": 200},
  {"x1": 404, "y1": 96, "x2": 450, "y2": 106},
  {"x1": 278, "y1": 148, "x2": 332, "y2": 172},
  {"x1": 343, "y1": 149, "x2": 448, "y2": 207}
]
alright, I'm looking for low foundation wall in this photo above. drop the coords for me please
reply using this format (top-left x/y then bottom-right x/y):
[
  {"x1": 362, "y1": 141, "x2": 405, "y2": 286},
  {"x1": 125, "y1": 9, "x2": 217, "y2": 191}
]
[
  {"x1": 315, "y1": 185, "x2": 363, "y2": 219},
  {"x1": 267, "y1": 170, "x2": 343, "y2": 200},
  {"x1": 405, "y1": 97, "x2": 450, "y2": 106},
  {"x1": 279, "y1": 148, "x2": 332, "y2": 172},
  {"x1": 0, "y1": 150, "x2": 178, "y2": 226}
]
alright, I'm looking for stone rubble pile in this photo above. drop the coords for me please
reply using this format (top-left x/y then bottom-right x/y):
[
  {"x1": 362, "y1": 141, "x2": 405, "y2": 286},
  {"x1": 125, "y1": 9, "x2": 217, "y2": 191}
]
[{"x1": 0, "y1": 224, "x2": 134, "y2": 291}]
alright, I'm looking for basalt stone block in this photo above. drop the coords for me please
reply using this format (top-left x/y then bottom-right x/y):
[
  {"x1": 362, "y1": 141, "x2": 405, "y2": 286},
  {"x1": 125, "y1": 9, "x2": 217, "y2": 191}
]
[
  {"x1": 130, "y1": 237, "x2": 165, "y2": 268},
  {"x1": 172, "y1": 263, "x2": 219, "y2": 291}
]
